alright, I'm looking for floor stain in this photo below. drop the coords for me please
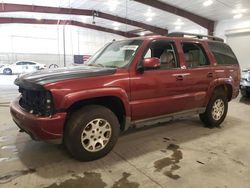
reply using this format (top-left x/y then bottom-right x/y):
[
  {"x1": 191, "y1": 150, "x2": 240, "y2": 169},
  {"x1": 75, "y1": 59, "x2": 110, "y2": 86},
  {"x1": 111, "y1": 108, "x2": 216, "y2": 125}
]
[
  {"x1": 196, "y1": 160, "x2": 205, "y2": 165},
  {"x1": 0, "y1": 136, "x2": 10, "y2": 142},
  {"x1": 163, "y1": 137, "x2": 177, "y2": 142},
  {"x1": 231, "y1": 159, "x2": 245, "y2": 167},
  {"x1": 44, "y1": 172, "x2": 107, "y2": 188},
  {"x1": 1, "y1": 145, "x2": 18, "y2": 152},
  {"x1": 0, "y1": 168, "x2": 36, "y2": 184},
  {"x1": 154, "y1": 143, "x2": 183, "y2": 180},
  {"x1": 111, "y1": 172, "x2": 139, "y2": 188}
]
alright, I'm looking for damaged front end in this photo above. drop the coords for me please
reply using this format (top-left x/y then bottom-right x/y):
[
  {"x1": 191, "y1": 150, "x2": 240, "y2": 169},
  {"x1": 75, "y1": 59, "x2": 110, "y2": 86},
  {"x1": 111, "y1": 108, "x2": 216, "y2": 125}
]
[{"x1": 14, "y1": 77, "x2": 54, "y2": 117}]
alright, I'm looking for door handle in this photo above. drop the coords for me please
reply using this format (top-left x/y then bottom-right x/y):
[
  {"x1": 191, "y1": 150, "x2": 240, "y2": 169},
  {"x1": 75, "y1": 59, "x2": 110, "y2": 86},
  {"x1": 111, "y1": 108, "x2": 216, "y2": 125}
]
[
  {"x1": 176, "y1": 75, "x2": 184, "y2": 81},
  {"x1": 207, "y1": 72, "x2": 213, "y2": 78}
]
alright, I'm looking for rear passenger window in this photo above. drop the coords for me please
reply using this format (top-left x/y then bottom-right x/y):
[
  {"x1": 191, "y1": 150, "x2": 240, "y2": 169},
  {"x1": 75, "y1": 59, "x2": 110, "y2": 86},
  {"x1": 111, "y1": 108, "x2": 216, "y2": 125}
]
[
  {"x1": 182, "y1": 43, "x2": 209, "y2": 68},
  {"x1": 208, "y1": 42, "x2": 238, "y2": 65}
]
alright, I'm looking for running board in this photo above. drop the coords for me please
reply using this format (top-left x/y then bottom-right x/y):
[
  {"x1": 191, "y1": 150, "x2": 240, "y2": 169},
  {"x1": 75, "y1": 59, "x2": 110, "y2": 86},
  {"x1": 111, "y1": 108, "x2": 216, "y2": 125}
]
[{"x1": 131, "y1": 108, "x2": 206, "y2": 128}]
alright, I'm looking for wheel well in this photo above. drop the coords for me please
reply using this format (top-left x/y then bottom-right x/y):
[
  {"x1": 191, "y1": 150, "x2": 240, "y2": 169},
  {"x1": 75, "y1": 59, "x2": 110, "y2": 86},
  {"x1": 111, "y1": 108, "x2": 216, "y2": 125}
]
[
  {"x1": 67, "y1": 96, "x2": 126, "y2": 131},
  {"x1": 214, "y1": 84, "x2": 233, "y2": 101}
]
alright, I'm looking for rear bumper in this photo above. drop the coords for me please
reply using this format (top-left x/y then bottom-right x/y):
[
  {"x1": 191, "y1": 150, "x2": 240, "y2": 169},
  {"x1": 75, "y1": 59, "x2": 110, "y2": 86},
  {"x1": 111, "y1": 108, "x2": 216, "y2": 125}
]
[{"x1": 10, "y1": 97, "x2": 66, "y2": 144}]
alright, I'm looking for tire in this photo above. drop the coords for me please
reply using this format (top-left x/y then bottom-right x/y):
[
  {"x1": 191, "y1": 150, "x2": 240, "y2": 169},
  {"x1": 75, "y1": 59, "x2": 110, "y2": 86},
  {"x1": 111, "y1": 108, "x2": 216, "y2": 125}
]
[
  {"x1": 199, "y1": 90, "x2": 228, "y2": 128},
  {"x1": 64, "y1": 105, "x2": 120, "y2": 161},
  {"x1": 3, "y1": 68, "x2": 12, "y2": 75}
]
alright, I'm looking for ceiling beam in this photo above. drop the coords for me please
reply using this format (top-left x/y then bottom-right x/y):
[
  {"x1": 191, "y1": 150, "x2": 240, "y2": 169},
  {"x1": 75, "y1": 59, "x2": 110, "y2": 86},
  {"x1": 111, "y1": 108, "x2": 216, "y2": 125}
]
[
  {"x1": 133, "y1": 0, "x2": 215, "y2": 35},
  {"x1": 0, "y1": 17, "x2": 138, "y2": 38},
  {"x1": 0, "y1": 3, "x2": 168, "y2": 35}
]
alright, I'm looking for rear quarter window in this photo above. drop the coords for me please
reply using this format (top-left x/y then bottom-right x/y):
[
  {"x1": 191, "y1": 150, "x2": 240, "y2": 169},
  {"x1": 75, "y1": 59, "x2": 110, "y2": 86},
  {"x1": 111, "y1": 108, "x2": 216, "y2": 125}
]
[{"x1": 208, "y1": 42, "x2": 238, "y2": 65}]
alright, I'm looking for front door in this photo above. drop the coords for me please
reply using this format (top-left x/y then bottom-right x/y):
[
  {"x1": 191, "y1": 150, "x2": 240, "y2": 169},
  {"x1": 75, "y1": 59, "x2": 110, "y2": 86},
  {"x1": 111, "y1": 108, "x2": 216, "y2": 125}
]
[{"x1": 129, "y1": 40, "x2": 187, "y2": 121}]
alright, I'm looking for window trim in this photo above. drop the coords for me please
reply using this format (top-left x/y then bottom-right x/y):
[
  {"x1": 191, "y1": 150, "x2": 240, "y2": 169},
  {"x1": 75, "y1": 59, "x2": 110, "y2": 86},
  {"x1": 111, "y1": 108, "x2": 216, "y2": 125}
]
[
  {"x1": 138, "y1": 39, "x2": 181, "y2": 72},
  {"x1": 181, "y1": 41, "x2": 211, "y2": 69},
  {"x1": 208, "y1": 41, "x2": 239, "y2": 66}
]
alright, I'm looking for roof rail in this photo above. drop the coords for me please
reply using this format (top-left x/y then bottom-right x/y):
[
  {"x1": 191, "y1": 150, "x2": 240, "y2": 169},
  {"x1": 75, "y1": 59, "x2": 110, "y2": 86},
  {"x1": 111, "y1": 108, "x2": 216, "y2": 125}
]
[{"x1": 168, "y1": 32, "x2": 224, "y2": 42}]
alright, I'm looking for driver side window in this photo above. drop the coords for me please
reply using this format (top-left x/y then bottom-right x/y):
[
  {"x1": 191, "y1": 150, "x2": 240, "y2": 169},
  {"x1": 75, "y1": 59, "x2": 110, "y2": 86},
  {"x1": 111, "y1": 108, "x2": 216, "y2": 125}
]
[{"x1": 143, "y1": 40, "x2": 179, "y2": 70}]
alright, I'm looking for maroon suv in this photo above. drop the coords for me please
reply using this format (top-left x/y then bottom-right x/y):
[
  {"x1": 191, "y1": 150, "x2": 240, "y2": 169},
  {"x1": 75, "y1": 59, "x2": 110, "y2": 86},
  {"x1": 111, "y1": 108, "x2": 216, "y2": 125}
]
[{"x1": 10, "y1": 33, "x2": 240, "y2": 161}]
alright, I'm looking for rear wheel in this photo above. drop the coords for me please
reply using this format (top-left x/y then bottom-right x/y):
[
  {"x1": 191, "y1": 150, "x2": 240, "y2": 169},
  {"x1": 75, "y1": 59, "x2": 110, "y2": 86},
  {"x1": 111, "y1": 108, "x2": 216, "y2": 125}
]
[
  {"x1": 199, "y1": 91, "x2": 228, "y2": 128},
  {"x1": 3, "y1": 68, "x2": 12, "y2": 75},
  {"x1": 64, "y1": 105, "x2": 120, "y2": 161}
]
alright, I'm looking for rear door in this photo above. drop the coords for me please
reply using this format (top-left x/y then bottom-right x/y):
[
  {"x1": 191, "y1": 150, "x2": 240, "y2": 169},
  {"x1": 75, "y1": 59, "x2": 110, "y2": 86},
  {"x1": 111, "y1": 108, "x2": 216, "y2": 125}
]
[{"x1": 178, "y1": 41, "x2": 214, "y2": 109}]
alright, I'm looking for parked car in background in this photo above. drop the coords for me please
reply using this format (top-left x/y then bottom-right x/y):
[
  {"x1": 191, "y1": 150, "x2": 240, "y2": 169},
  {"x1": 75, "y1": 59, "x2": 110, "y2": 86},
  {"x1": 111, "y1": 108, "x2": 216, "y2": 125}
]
[
  {"x1": 0, "y1": 63, "x2": 7, "y2": 69},
  {"x1": 0, "y1": 61, "x2": 46, "y2": 75},
  {"x1": 240, "y1": 69, "x2": 250, "y2": 97}
]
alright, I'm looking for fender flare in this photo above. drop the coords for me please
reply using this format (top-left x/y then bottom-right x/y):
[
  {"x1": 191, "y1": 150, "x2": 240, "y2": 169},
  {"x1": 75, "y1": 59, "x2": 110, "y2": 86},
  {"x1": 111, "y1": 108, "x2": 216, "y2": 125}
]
[
  {"x1": 204, "y1": 77, "x2": 234, "y2": 106},
  {"x1": 60, "y1": 87, "x2": 131, "y2": 117}
]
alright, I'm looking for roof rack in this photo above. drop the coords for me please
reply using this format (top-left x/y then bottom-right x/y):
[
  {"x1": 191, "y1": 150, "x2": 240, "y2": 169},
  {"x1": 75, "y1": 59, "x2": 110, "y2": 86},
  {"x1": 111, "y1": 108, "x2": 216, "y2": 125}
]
[{"x1": 168, "y1": 32, "x2": 224, "y2": 42}]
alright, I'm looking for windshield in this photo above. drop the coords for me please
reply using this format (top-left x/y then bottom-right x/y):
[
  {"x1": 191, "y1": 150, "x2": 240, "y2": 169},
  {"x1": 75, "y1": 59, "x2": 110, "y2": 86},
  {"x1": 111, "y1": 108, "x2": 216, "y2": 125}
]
[{"x1": 86, "y1": 40, "x2": 142, "y2": 68}]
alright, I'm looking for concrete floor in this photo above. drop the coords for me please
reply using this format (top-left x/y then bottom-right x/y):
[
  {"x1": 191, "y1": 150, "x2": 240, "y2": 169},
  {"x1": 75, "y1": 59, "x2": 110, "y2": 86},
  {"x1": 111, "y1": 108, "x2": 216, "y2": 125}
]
[{"x1": 0, "y1": 86, "x2": 250, "y2": 188}]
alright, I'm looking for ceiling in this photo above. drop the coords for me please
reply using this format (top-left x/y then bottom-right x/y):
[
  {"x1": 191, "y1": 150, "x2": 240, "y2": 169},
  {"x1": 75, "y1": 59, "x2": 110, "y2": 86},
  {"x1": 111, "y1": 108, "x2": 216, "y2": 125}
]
[{"x1": 0, "y1": 0, "x2": 249, "y2": 36}]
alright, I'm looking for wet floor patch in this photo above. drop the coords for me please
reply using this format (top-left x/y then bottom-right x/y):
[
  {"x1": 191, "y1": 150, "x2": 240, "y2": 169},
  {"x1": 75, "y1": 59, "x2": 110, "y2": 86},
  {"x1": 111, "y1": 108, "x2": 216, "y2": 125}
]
[
  {"x1": 44, "y1": 172, "x2": 107, "y2": 188},
  {"x1": 154, "y1": 143, "x2": 183, "y2": 180},
  {"x1": 111, "y1": 172, "x2": 139, "y2": 188},
  {"x1": 0, "y1": 168, "x2": 36, "y2": 184},
  {"x1": 0, "y1": 157, "x2": 18, "y2": 163},
  {"x1": 1, "y1": 145, "x2": 18, "y2": 152},
  {"x1": 0, "y1": 136, "x2": 11, "y2": 143}
]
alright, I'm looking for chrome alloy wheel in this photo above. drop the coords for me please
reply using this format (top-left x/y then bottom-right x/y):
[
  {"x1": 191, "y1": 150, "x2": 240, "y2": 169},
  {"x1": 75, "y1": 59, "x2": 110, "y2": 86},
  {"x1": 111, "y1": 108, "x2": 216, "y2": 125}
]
[
  {"x1": 81, "y1": 118, "x2": 112, "y2": 152},
  {"x1": 212, "y1": 99, "x2": 225, "y2": 121}
]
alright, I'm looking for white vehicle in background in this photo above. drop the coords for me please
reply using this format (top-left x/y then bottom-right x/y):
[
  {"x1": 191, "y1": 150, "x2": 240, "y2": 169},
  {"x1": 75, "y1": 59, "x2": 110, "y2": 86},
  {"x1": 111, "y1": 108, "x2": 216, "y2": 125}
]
[{"x1": 1, "y1": 61, "x2": 46, "y2": 75}]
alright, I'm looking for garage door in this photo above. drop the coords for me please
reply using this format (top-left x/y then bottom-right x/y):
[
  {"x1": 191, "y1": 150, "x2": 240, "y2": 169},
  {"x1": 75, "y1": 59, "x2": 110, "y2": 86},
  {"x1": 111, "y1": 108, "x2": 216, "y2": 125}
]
[{"x1": 226, "y1": 31, "x2": 250, "y2": 70}]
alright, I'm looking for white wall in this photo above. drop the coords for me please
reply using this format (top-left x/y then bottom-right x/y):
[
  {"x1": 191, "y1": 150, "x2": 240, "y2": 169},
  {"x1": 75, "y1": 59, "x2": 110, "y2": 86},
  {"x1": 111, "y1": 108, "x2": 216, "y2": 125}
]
[
  {"x1": 214, "y1": 16, "x2": 250, "y2": 69},
  {"x1": 0, "y1": 24, "x2": 125, "y2": 55},
  {"x1": 215, "y1": 15, "x2": 250, "y2": 41}
]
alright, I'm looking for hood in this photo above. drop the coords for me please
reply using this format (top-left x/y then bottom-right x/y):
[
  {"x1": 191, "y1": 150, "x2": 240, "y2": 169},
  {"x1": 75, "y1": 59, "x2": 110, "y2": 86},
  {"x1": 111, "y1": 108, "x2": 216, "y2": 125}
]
[{"x1": 15, "y1": 65, "x2": 117, "y2": 90}]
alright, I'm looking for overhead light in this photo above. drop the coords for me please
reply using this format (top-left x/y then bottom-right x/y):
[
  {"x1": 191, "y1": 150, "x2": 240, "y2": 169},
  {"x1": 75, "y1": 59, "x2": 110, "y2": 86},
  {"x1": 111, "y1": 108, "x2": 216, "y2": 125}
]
[
  {"x1": 112, "y1": 22, "x2": 121, "y2": 27},
  {"x1": 113, "y1": 26, "x2": 119, "y2": 30},
  {"x1": 175, "y1": 26, "x2": 181, "y2": 30},
  {"x1": 144, "y1": 8, "x2": 156, "y2": 17},
  {"x1": 81, "y1": 17, "x2": 87, "y2": 22},
  {"x1": 234, "y1": 14, "x2": 243, "y2": 19},
  {"x1": 146, "y1": 17, "x2": 152, "y2": 22},
  {"x1": 174, "y1": 18, "x2": 184, "y2": 26},
  {"x1": 35, "y1": 16, "x2": 42, "y2": 20},
  {"x1": 203, "y1": 0, "x2": 213, "y2": 7},
  {"x1": 140, "y1": 32, "x2": 145, "y2": 36},
  {"x1": 106, "y1": 0, "x2": 120, "y2": 11},
  {"x1": 232, "y1": 8, "x2": 247, "y2": 14}
]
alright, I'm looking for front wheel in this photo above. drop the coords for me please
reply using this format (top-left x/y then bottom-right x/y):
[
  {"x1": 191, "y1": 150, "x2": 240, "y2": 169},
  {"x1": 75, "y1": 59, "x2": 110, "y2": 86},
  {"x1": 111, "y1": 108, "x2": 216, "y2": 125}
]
[
  {"x1": 199, "y1": 91, "x2": 228, "y2": 128},
  {"x1": 3, "y1": 68, "x2": 12, "y2": 75},
  {"x1": 64, "y1": 105, "x2": 120, "y2": 161}
]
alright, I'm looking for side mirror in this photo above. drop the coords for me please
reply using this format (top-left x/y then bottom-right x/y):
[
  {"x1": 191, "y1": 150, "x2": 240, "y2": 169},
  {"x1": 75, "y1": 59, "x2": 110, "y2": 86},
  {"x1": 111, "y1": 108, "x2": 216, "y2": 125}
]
[{"x1": 143, "y1": 57, "x2": 160, "y2": 69}]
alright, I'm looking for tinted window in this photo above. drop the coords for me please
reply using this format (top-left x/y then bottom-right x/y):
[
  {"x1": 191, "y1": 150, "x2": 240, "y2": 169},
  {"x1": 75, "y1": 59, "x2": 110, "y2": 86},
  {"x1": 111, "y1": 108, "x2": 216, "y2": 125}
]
[
  {"x1": 208, "y1": 42, "x2": 238, "y2": 65},
  {"x1": 182, "y1": 43, "x2": 209, "y2": 68},
  {"x1": 143, "y1": 40, "x2": 179, "y2": 70},
  {"x1": 16, "y1": 62, "x2": 24, "y2": 65},
  {"x1": 27, "y1": 62, "x2": 36, "y2": 65}
]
